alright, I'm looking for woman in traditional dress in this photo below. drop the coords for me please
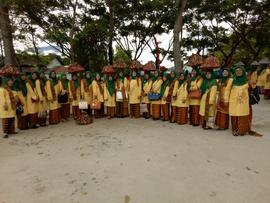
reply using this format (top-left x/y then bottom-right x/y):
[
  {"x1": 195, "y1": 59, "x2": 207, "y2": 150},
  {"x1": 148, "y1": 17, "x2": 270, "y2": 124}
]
[
  {"x1": 141, "y1": 72, "x2": 152, "y2": 118},
  {"x1": 160, "y1": 72, "x2": 170, "y2": 121},
  {"x1": 17, "y1": 74, "x2": 29, "y2": 130},
  {"x1": 0, "y1": 77, "x2": 18, "y2": 138},
  {"x1": 151, "y1": 70, "x2": 163, "y2": 120},
  {"x1": 81, "y1": 71, "x2": 93, "y2": 116},
  {"x1": 129, "y1": 70, "x2": 142, "y2": 118},
  {"x1": 115, "y1": 70, "x2": 128, "y2": 117},
  {"x1": 170, "y1": 71, "x2": 178, "y2": 123},
  {"x1": 175, "y1": 73, "x2": 189, "y2": 125},
  {"x1": 59, "y1": 74, "x2": 70, "y2": 121},
  {"x1": 32, "y1": 72, "x2": 47, "y2": 127},
  {"x1": 68, "y1": 73, "x2": 81, "y2": 120},
  {"x1": 46, "y1": 71, "x2": 61, "y2": 124},
  {"x1": 264, "y1": 66, "x2": 270, "y2": 100},
  {"x1": 26, "y1": 73, "x2": 39, "y2": 128},
  {"x1": 189, "y1": 68, "x2": 203, "y2": 126},
  {"x1": 256, "y1": 65, "x2": 267, "y2": 95},
  {"x1": 92, "y1": 72, "x2": 104, "y2": 118},
  {"x1": 123, "y1": 69, "x2": 130, "y2": 116},
  {"x1": 215, "y1": 69, "x2": 233, "y2": 130},
  {"x1": 104, "y1": 74, "x2": 116, "y2": 119},
  {"x1": 199, "y1": 71, "x2": 217, "y2": 129},
  {"x1": 229, "y1": 67, "x2": 250, "y2": 136}
]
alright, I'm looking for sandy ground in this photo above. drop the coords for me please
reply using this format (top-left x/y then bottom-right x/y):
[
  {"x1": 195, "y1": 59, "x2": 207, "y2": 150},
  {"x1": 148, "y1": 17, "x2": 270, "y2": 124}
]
[{"x1": 0, "y1": 100, "x2": 270, "y2": 203}]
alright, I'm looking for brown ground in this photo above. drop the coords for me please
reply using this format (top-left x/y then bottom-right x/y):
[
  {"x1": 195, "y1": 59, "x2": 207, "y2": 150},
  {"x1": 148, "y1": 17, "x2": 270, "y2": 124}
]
[{"x1": 0, "y1": 100, "x2": 270, "y2": 203}]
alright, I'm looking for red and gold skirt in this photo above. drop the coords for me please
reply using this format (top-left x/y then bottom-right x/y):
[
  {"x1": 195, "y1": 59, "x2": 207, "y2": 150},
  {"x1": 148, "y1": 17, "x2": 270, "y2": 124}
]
[
  {"x1": 2, "y1": 117, "x2": 15, "y2": 134},
  {"x1": 49, "y1": 108, "x2": 61, "y2": 125},
  {"x1": 176, "y1": 107, "x2": 188, "y2": 125}
]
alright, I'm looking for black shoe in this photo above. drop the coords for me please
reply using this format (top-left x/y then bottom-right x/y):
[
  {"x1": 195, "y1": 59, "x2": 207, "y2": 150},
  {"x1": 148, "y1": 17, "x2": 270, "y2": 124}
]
[{"x1": 3, "y1": 134, "x2": 8, "y2": 138}]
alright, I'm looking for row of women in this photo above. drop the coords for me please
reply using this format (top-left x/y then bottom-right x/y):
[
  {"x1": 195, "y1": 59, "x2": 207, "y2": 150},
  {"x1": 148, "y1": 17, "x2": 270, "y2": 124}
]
[{"x1": 1, "y1": 64, "x2": 268, "y2": 138}]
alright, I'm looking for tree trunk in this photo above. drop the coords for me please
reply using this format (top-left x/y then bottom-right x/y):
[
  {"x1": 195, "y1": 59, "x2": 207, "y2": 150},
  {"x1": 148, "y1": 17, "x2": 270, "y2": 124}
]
[
  {"x1": 0, "y1": 5, "x2": 17, "y2": 65},
  {"x1": 108, "y1": 0, "x2": 114, "y2": 65},
  {"x1": 173, "y1": 0, "x2": 187, "y2": 72}
]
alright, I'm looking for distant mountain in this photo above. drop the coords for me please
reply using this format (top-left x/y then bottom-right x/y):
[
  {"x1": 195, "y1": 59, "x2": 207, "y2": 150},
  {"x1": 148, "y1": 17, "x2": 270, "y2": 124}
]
[{"x1": 38, "y1": 46, "x2": 61, "y2": 54}]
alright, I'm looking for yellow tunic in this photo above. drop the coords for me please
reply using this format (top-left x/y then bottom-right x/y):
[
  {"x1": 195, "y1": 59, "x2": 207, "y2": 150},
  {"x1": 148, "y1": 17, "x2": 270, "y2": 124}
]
[
  {"x1": 0, "y1": 88, "x2": 17, "y2": 118},
  {"x1": 257, "y1": 69, "x2": 267, "y2": 87},
  {"x1": 115, "y1": 79, "x2": 127, "y2": 102},
  {"x1": 17, "y1": 91, "x2": 28, "y2": 116},
  {"x1": 175, "y1": 81, "x2": 189, "y2": 108},
  {"x1": 35, "y1": 79, "x2": 48, "y2": 112},
  {"x1": 199, "y1": 85, "x2": 217, "y2": 117},
  {"x1": 160, "y1": 86, "x2": 169, "y2": 105},
  {"x1": 81, "y1": 79, "x2": 93, "y2": 104},
  {"x1": 248, "y1": 71, "x2": 257, "y2": 89},
  {"x1": 189, "y1": 77, "x2": 203, "y2": 106},
  {"x1": 129, "y1": 79, "x2": 142, "y2": 104},
  {"x1": 171, "y1": 80, "x2": 178, "y2": 106},
  {"x1": 92, "y1": 80, "x2": 104, "y2": 103},
  {"x1": 141, "y1": 80, "x2": 152, "y2": 104},
  {"x1": 46, "y1": 80, "x2": 61, "y2": 110},
  {"x1": 151, "y1": 79, "x2": 163, "y2": 105},
  {"x1": 68, "y1": 81, "x2": 81, "y2": 106},
  {"x1": 264, "y1": 68, "x2": 270, "y2": 90},
  {"x1": 229, "y1": 83, "x2": 249, "y2": 116},
  {"x1": 104, "y1": 83, "x2": 116, "y2": 107},
  {"x1": 26, "y1": 81, "x2": 38, "y2": 114}
]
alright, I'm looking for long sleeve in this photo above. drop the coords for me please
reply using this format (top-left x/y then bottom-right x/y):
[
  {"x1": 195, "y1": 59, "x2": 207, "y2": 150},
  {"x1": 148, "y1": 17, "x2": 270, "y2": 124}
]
[
  {"x1": 152, "y1": 79, "x2": 163, "y2": 93},
  {"x1": 26, "y1": 83, "x2": 37, "y2": 101},
  {"x1": 68, "y1": 82, "x2": 73, "y2": 100},
  {"x1": 172, "y1": 81, "x2": 179, "y2": 97},
  {"x1": 223, "y1": 78, "x2": 233, "y2": 103},
  {"x1": 46, "y1": 80, "x2": 53, "y2": 101},
  {"x1": 35, "y1": 80, "x2": 44, "y2": 101},
  {"x1": 209, "y1": 85, "x2": 217, "y2": 105}
]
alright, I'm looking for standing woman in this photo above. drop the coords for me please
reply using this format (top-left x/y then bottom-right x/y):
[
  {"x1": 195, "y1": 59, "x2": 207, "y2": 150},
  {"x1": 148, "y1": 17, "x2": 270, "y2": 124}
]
[
  {"x1": 189, "y1": 68, "x2": 203, "y2": 126},
  {"x1": 215, "y1": 69, "x2": 233, "y2": 130},
  {"x1": 151, "y1": 70, "x2": 163, "y2": 120},
  {"x1": 68, "y1": 73, "x2": 81, "y2": 120},
  {"x1": 264, "y1": 66, "x2": 270, "y2": 100},
  {"x1": 104, "y1": 74, "x2": 116, "y2": 119},
  {"x1": 199, "y1": 71, "x2": 217, "y2": 129},
  {"x1": 46, "y1": 71, "x2": 61, "y2": 124},
  {"x1": 26, "y1": 73, "x2": 39, "y2": 128},
  {"x1": 160, "y1": 72, "x2": 170, "y2": 121},
  {"x1": 59, "y1": 74, "x2": 70, "y2": 121},
  {"x1": 115, "y1": 71, "x2": 128, "y2": 117},
  {"x1": 81, "y1": 71, "x2": 93, "y2": 116},
  {"x1": 92, "y1": 72, "x2": 104, "y2": 118},
  {"x1": 17, "y1": 74, "x2": 29, "y2": 130},
  {"x1": 123, "y1": 69, "x2": 130, "y2": 116},
  {"x1": 141, "y1": 72, "x2": 152, "y2": 118},
  {"x1": 256, "y1": 65, "x2": 267, "y2": 95},
  {"x1": 129, "y1": 70, "x2": 142, "y2": 118},
  {"x1": 32, "y1": 72, "x2": 47, "y2": 127},
  {"x1": 0, "y1": 77, "x2": 18, "y2": 138},
  {"x1": 170, "y1": 71, "x2": 178, "y2": 123},
  {"x1": 229, "y1": 67, "x2": 250, "y2": 136},
  {"x1": 175, "y1": 73, "x2": 189, "y2": 125}
]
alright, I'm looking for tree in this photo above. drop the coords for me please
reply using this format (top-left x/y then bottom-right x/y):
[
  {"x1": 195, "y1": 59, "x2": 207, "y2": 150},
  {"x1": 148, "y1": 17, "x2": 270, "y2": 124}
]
[{"x1": 0, "y1": 1, "x2": 17, "y2": 65}]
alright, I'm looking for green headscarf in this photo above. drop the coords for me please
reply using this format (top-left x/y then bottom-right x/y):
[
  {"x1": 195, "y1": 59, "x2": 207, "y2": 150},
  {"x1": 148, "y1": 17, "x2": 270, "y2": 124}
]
[
  {"x1": 30, "y1": 71, "x2": 39, "y2": 87},
  {"x1": 20, "y1": 74, "x2": 28, "y2": 96},
  {"x1": 92, "y1": 72, "x2": 100, "y2": 81},
  {"x1": 232, "y1": 67, "x2": 248, "y2": 86},
  {"x1": 153, "y1": 70, "x2": 160, "y2": 81},
  {"x1": 12, "y1": 78, "x2": 19, "y2": 91},
  {"x1": 107, "y1": 76, "x2": 115, "y2": 96},
  {"x1": 160, "y1": 72, "x2": 169, "y2": 97},
  {"x1": 50, "y1": 71, "x2": 58, "y2": 86},
  {"x1": 117, "y1": 70, "x2": 125, "y2": 83},
  {"x1": 85, "y1": 71, "x2": 92, "y2": 85},
  {"x1": 191, "y1": 67, "x2": 200, "y2": 81},
  {"x1": 200, "y1": 71, "x2": 217, "y2": 95},
  {"x1": 170, "y1": 71, "x2": 176, "y2": 83},
  {"x1": 178, "y1": 72, "x2": 186, "y2": 87},
  {"x1": 2, "y1": 77, "x2": 12, "y2": 87},
  {"x1": 142, "y1": 73, "x2": 149, "y2": 86},
  {"x1": 60, "y1": 74, "x2": 69, "y2": 90},
  {"x1": 220, "y1": 68, "x2": 231, "y2": 85},
  {"x1": 72, "y1": 74, "x2": 79, "y2": 89}
]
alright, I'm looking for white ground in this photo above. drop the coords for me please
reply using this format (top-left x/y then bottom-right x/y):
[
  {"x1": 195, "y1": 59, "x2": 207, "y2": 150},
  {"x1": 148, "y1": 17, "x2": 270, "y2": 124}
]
[{"x1": 0, "y1": 100, "x2": 269, "y2": 203}]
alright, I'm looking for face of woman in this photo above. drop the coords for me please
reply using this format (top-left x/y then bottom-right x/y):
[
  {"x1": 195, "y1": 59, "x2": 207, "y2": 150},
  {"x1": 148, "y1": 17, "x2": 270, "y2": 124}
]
[
  {"x1": 180, "y1": 74, "x2": 184, "y2": 80},
  {"x1": 51, "y1": 72, "x2": 56, "y2": 78},
  {"x1": 236, "y1": 68, "x2": 243, "y2": 77},
  {"x1": 8, "y1": 79, "x2": 14, "y2": 87},
  {"x1": 86, "y1": 73, "x2": 91, "y2": 79},
  {"x1": 144, "y1": 74, "x2": 149, "y2": 79},
  {"x1": 163, "y1": 76, "x2": 167, "y2": 81},
  {"x1": 21, "y1": 75, "x2": 26, "y2": 80},
  {"x1": 206, "y1": 72, "x2": 212, "y2": 79},
  {"x1": 32, "y1": 73, "x2": 37, "y2": 80},
  {"x1": 171, "y1": 72, "x2": 175, "y2": 78},
  {"x1": 223, "y1": 70, "x2": 229, "y2": 77},
  {"x1": 72, "y1": 75, "x2": 77, "y2": 80},
  {"x1": 191, "y1": 70, "x2": 197, "y2": 77},
  {"x1": 154, "y1": 71, "x2": 158, "y2": 77},
  {"x1": 108, "y1": 76, "x2": 113, "y2": 80},
  {"x1": 132, "y1": 71, "x2": 137, "y2": 77},
  {"x1": 96, "y1": 74, "x2": 100, "y2": 80},
  {"x1": 119, "y1": 72, "x2": 123, "y2": 77}
]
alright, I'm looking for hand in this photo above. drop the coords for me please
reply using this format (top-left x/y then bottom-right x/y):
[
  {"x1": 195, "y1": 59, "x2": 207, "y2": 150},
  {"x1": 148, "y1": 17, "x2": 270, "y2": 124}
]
[
  {"x1": 4, "y1": 103, "x2": 8, "y2": 111},
  {"x1": 182, "y1": 99, "x2": 186, "y2": 103},
  {"x1": 173, "y1": 96, "x2": 177, "y2": 100}
]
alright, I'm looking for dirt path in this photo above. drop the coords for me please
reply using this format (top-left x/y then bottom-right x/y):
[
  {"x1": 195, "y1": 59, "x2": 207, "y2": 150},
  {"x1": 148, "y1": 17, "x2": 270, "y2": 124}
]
[{"x1": 0, "y1": 100, "x2": 269, "y2": 203}]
